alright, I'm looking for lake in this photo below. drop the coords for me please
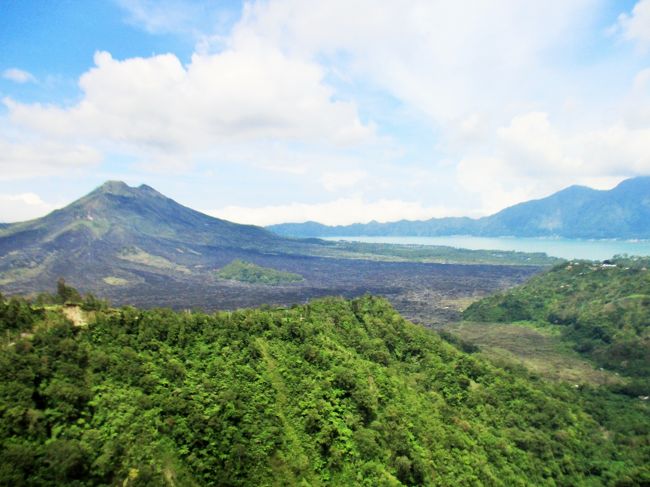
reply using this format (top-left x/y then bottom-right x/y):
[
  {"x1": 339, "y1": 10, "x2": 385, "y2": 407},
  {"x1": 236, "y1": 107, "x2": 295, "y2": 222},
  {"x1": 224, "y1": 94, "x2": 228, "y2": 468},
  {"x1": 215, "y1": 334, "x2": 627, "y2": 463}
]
[{"x1": 322, "y1": 236, "x2": 650, "y2": 261}]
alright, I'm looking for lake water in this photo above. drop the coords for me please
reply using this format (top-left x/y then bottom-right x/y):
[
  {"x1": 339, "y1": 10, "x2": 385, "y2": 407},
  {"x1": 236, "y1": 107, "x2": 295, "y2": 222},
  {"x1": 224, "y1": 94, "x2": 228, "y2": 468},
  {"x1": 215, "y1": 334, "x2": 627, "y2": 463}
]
[{"x1": 322, "y1": 236, "x2": 650, "y2": 261}]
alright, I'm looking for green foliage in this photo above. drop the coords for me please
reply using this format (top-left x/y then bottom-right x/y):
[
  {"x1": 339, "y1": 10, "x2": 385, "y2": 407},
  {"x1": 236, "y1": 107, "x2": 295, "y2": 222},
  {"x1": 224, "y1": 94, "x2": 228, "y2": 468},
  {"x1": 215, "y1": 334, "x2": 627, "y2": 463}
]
[
  {"x1": 57, "y1": 277, "x2": 82, "y2": 304},
  {"x1": 0, "y1": 295, "x2": 648, "y2": 485},
  {"x1": 217, "y1": 259, "x2": 303, "y2": 285},
  {"x1": 33, "y1": 280, "x2": 109, "y2": 312},
  {"x1": 79, "y1": 292, "x2": 109, "y2": 312},
  {"x1": 0, "y1": 293, "x2": 41, "y2": 334},
  {"x1": 464, "y1": 258, "x2": 650, "y2": 382}
]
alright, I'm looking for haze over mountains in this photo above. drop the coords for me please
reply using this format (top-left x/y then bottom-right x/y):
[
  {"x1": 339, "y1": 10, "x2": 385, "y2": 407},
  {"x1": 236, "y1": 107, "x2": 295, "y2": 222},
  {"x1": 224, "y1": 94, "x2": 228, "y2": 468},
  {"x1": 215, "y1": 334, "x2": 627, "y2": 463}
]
[{"x1": 269, "y1": 176, "x2": 650, "y2": 239}]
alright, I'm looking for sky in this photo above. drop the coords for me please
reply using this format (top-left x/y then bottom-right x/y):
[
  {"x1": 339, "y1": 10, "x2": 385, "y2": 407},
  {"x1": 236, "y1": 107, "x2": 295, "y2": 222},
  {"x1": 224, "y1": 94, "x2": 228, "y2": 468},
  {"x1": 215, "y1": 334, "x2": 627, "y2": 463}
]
[{"x1": 1, "y1": 0, "x2": 649, "y2": 225}]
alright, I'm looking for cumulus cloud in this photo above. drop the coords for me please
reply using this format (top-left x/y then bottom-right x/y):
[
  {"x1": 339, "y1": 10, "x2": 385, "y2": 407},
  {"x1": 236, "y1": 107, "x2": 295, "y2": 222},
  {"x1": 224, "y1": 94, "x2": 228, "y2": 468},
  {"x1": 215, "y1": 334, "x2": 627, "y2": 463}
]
[
  {"x1": 2, "y1": 68, "x2": 35, "y2": 84},
  {"x1": 614, "y1": 0, "x2": 650, "y2": 49},
  {"x1": 6, "y1": 46, "x2": 371, "y2": 160},
  {"x1": 2, "y1": 0, "x2": 648, "y2": 220},
  {"x1": 0, "y1": 193, "x2": 59, "y2": 222},
  {"x1": 209, "y1": 197, "x2": 453, "y2": 226}
]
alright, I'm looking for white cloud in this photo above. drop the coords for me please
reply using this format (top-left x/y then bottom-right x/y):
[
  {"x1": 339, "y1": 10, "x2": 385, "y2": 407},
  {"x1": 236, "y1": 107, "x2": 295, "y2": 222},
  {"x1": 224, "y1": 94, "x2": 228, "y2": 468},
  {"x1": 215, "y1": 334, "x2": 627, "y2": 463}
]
[
  {"x1": 456, "y1": 106, "x2": 650, "y2": 214},
  {"x1": 320, "y1": 170, "x2": 366, "y2": 191},
  {"x1": 623, "y1": 68, "x2": 650, "y2": 128},
  {"x1": 209, "y1": 197, "x2": 453, "y2": 226},
  {"x1": 6, "y1": 47, "x2": 371, "y2": 160},
  {"x1": 115, "y1": 0, "x2": 238, "y2": 42},
  {"x1": 2, "y1": 0, "x2": 648, "y2": 220},
  {"x1": 236, "y1": 0, "x2": 598, "y2": 122},
  {"x1": 0, "y1": 193, "x2": 59, "y2": 222},
  {"x1": 456, "y1": 157, "x2": 535, "y2": 215},
  {"x1": 2, "y1": 68, "x2": 35, "y2": 84},
  {"x1": 614, "y1": 0, "x2": 650, "y2": 49},
  {"x1": 116, "y1": 0, "x2": 201, "y2": 34},
  {"x1": 497, "y1": 112, "x2": 584, "y2": 176},
  {"x1": 0, "y1": 137, "x2": 101, "y2": 180}
]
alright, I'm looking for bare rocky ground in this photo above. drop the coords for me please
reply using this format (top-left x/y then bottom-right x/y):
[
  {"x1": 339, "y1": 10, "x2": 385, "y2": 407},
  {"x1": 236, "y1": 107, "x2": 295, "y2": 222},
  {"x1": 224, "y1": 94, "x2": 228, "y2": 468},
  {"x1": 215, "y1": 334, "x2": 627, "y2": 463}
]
[{"x1": 94, "y1": 254, "x2": 539, "y2": 327}]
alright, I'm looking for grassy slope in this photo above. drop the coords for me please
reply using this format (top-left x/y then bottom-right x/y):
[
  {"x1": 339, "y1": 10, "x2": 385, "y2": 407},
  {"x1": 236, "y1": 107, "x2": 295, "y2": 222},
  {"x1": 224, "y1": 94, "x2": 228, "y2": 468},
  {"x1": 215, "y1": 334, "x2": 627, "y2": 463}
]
[
  {"x1": 216, "y1": 260, "x2": 303, "y2": 285},
  {"x1": 441, "y1": 321, "x2": 623, "y2": 387},
  {"x1": 0, "y1": 295, "x2": 648, "y2": 485},
  {"x1": 462, "y1": 257, "x2": 650, "y2": 389}
]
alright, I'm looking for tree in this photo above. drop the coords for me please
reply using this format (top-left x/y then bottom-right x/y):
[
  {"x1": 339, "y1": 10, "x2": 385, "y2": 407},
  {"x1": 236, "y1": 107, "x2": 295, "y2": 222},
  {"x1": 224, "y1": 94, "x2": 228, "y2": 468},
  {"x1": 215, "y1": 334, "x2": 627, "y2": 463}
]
[{"x1": 56, "y1": 278, "x2": 82, "y2": 304}]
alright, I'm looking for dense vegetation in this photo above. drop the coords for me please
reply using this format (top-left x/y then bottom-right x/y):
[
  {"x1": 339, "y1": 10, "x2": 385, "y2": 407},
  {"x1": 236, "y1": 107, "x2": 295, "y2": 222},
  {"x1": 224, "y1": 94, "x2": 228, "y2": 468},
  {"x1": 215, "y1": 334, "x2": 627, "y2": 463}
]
[
  {"x1": 217, "y1": 260, "x2": 303, "y2": 285},
  {"x1": 464, "y1": 257, "x2": 650, "y2": 392},
  {"x1": 1, "y1": 291, "x2": 648, "y2": 485},
  {"x1": 0, "y1": 279, "x2": 107, "y2": 338}
]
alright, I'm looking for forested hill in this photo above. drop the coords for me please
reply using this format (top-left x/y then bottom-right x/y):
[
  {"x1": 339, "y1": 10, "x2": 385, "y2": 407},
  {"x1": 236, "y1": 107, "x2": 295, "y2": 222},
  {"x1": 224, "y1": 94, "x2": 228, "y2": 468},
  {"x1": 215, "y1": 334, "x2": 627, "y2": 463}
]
[
  {"x1": 1, "y1": 292, "x2": 648, "y2": 485},
  {"x1": 464, "y1": 257, "x2": 650, "y2": 391},
  {"x1": 268, "y1": 176, "x2": 650, "y2": 238}
]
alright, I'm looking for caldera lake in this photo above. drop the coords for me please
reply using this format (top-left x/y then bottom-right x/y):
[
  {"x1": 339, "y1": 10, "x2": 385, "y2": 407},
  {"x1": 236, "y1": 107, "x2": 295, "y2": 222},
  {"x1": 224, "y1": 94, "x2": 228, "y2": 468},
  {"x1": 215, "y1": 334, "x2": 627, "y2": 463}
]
[{"x1": 322, "y1": 235, "x2": 650, "y2": 261}]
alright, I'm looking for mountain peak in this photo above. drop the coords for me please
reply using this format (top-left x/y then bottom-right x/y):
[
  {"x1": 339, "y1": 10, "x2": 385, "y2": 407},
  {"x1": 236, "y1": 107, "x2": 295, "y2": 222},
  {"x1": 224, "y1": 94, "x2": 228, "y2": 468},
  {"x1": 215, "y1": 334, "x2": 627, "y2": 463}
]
[
  {"x1": 91, "y1": 181, "x2": 166, "y2": 200},
  {"x1": 137, "y1": 183, "x2": 165, "y2": 198},
  {"x1": 613, "y1": 175, "x2": 650, "y2": 191},
  {"x1": 95, "y1": 180, "x2": 134, "y2": 196}
]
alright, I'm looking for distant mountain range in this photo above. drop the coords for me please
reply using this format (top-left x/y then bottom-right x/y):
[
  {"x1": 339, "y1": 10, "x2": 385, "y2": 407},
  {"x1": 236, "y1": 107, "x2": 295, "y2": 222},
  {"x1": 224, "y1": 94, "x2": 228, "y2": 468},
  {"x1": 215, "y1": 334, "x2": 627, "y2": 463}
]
[{"x1": 268, "y1": 176, "x2": 650, "y2": 239}]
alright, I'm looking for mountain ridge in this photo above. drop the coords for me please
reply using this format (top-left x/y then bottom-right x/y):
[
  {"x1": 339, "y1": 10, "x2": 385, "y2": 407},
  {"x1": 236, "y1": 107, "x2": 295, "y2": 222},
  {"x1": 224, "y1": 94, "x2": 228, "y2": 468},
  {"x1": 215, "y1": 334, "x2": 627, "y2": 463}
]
[{"x1": 268, "y1": 176, "x2": 650, "y2": 239}]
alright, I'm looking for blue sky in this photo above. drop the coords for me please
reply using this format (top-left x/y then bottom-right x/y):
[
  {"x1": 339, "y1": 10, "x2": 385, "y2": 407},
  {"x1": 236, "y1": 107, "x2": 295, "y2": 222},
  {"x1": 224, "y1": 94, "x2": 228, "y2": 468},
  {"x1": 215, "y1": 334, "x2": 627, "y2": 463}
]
[{"x1": 1, "y1": 0, "x2": 649, "y2": 224}]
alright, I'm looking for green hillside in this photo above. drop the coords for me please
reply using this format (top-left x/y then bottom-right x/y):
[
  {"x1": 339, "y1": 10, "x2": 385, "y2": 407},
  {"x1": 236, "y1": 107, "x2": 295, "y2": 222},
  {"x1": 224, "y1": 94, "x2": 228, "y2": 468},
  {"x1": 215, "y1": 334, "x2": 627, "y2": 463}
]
[
  {"x1": 463, "y1": 257, "x2": 650, "y2": 389},
  {"x1": 1, "y1": 292, "x2": 648, "y2": 485},
  {"x1": 217, "y1": 260, "x2": 303, "y2": 285}
]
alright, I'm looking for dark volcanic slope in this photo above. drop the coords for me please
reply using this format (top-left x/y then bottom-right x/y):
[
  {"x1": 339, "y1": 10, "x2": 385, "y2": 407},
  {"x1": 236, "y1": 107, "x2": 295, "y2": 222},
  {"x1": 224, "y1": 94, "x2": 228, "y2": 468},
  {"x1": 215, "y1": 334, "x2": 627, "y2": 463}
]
[
  {"x1": 269, "y1": 176, "x2": 650, "y2": 239},
  {"x1": 0, "y1": 181, "x2": 302, "y2": 292}
]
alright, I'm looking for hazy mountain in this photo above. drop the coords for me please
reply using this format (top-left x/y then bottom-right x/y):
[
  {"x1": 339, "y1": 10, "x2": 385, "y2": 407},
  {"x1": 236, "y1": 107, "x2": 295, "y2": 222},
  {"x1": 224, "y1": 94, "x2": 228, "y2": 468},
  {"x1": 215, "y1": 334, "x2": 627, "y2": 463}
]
[
  {"x1": 0, "y1": 180, "x2": 283, "y2": 248},
  {"x1": 268, "y1": 176, "x2": 650, "y2": 239}
]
